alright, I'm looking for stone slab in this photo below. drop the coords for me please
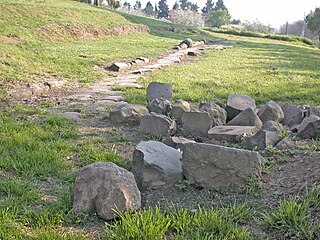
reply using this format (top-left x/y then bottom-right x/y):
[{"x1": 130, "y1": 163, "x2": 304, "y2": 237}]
[{"x1": 208, "y1": 126, "x2": 258, "y2": 142}]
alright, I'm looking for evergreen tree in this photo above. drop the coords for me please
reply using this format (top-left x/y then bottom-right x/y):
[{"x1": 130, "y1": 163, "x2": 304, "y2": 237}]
[
  {"x1": 179, "y1": 0, "x2": 188, "y2": 10},
  {"x1": 306, "y1": 7, "x2": 320, "y2": 40},
  {"x1": 134, "y1": 0, "x2": 141, "y2": 10},
  {"x1": 144, "y1": 1, "x2": 154, "y2": 16},
  {"x1": 201, "y1": 0, "x2": 214, "y2": 13},
  {"x1": 214, "y1": 0, "x2": 227, "y2": 12},
  {"x1": 157, "y1": 0, "x2": 169, "y2": 19},
  {"x1": 190, "y1": 3, "x2": 199, "y2": 12},
  {"x1": 172, "y1": 1, "x2": 179, "y2": 10},
  {"x1": 123, "y1": 1, "x2": 131, "y2": 10}
]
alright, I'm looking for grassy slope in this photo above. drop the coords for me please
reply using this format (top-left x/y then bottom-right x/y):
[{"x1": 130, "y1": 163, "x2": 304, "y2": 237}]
[
  {"x1": 0, "y1": 0, "x2": 177, "y2": 85},
  {"x1": 1, "y1": 1, "x2": 320, "y2": 239},
  {"x1": 125, "y1": 33, "x2": 320, "y2": 106}
]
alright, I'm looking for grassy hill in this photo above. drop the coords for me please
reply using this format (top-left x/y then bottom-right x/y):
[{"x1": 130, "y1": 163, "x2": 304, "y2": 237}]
[{"x1": 0, "y1": 1, "x2": 320, "y2": 239}]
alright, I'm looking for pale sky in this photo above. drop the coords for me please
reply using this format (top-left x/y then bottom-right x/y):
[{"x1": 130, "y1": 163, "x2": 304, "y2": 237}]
[{"x1": 126, "y1": 0, "x2": 319, "y2": 28}]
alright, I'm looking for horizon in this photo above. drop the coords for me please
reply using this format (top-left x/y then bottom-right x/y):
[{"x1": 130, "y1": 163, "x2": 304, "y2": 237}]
[{"x1": 124, "y1": 0, "x2": 319, "y2": 28}]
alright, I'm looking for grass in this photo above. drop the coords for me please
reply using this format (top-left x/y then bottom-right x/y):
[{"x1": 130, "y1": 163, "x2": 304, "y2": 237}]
[
  {"x1": 124, "y1": 34, "x2": 320, "y2": 106},
  {"x1": 0, "y1": 104, "x2": 126, "y2": 239},
  {"x1": 206, "y1": 28, "x2": 315, "y2": 46},
  {"x1": 0, "y1": 0, "x2": 177, "y2": 86},
  {"x1": 105, "y1": 205, "x2": 253, "y2": 240}
]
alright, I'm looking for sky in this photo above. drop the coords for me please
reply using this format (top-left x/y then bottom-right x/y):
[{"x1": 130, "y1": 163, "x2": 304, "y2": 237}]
[{"x1": 126, "y1": 0, "x2": 319, "y2": 28}]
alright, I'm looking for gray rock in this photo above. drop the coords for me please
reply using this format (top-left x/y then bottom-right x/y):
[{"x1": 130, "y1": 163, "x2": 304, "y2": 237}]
[
  {"x1": 181, "y1": 111, "x2": 212, "y2": 137},
  {"x1": 296, "y1": 115, "x2": 320, "y2": 139},
  {"x1": 180, "y1": 38, "x2": 193, "y2": 48},
  {"x1": 147, "y1": 98, "x2": 172, "y2": 116},
  {"x1": 275, "y1": 137, "x2": 296, "y2": 150},
  {"x1": 109, "y1": 62, "x2": 130, "y2": 72},
  {"x1": 281, "y1": 105, "x2": 305, "y2": 128},
  {"x1": 227, "y1": 108, "x2": 262, "y2": 129},
  {"x1": 310, "y1": 105, "x2": 320, "y2": 117},
  {"x1": 187, "y1": 50, "x2": 201, "y2": 56},
  {"x1": 139, "y1": 113, "x2": 176, "y2": 137},
  {"x1": 164, "y1": 136, "x2": 196, "y2": 149},
  {"x1": 182, "y1": 143, "x2": 262, "y2": 188},
  {"x1": 132, "y1": 141, "x2": 182, "y2": 188},
  {"x1": 258, "y1": 100, "x2": 284, "y2": 123},
  {"x1": 261, "y1": 120, "x2": 284, "y2": 133},
  {"x1": 136, "y1": 57, "x2": 149, "y2": 63},
  {"x1": 172, "y1": 100, "x2": 191, "y2": 124},
  {"x1": 226, "y1": 94, "x2": 256, "y2": 121},
  {"x1": 44, "y1": 80, "x2": 67, "y2": 90},
  {"x1": 243, "y1": 130, "x2": 282, "y2": 150},
  {"x1": 61, "y1": 112, "x2": 81, "y2": 120},
  {"x1": 208, "y1": 126, "x2": 258, "y2": 142},
  {"x1": 146, "y1": 82, "x2": 173, "y2": 102},
  {"x1": 109, "y1": 104, "x2": 148, "y2": 124},
  {"x1": 199, "y1": 102, "x2": 227, "y2": 126},
  {"x1": 73, "y1": 162, "x2": 141, "y2": 220}
]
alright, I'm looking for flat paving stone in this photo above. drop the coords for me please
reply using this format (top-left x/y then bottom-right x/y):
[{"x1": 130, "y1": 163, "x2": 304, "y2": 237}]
[
  {"x1": 115, "y1": 83, "x2": 144, "y2": 89},
  {"x1": 132, "y1": 69, "x2": 154, "y2": 74},
  {"x1": 68, "y1": 93, "x2": 93, "y2": 101},
  {"x1": 103, "y1": 96, "x2": 124, "y2": 102},
  {"x1": 94, "y1": 100, "x2": 128, "y2": 107},
  {"x1": 208, "y1": 126, "x2": 258, "y2": 142}
]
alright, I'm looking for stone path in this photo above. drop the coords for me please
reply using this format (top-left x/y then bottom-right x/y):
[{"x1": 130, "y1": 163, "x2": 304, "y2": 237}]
[{"x1": 62, "y1": 42, "x2": 231, "y2": 112}]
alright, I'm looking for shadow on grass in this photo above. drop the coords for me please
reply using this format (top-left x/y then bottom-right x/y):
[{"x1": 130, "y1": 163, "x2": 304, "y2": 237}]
[{"x1": 114, "y1": 10, "x2": 212, "y2": 41}]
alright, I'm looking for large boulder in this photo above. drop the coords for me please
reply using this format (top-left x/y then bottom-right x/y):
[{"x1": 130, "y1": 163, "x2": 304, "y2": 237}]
[
  {"x1": 310, "y1": 105, "x2": 320, "y2": 117},
  {"x1": 261, "y1": 120, "x2": 284, "y2": 133},
  {"x1": 281, "y1": 105, "x2": 305, "y2": 128},
  {"x1": 139, "y1": 113, "x2": 176, "y2": 137},
  {"x1": 227, "y1": 108, "x2": 262, "y2": 129},
  {"x1": 164, "y1": 136, "x2": 196, "y2": 149},
  {"x1": 208, "y1": 125, "x2": 258, "y2": 142},
  {"x1": 182, "y1": 143, "x2": 262, "y2": 188},
  {"x1": 146, "y1": 82, "x2": 173, "y2": 102},
  {"x1": 180, "y1": 38, "x2": 193, "y2": 48},
  {"x1": 109, "y1": 104, "x2": 148, "y2": 124},
  {"x1": 147, "y1": 98, "x2": 172, "y2": 116},
  {"x1": 243, "y1": 130, "x2": 282, "y2": 150},
  {"x1": 132, "y1": 141, "x2": 183, "y2": 188},
  {"x1": 172, "y1": 100, "x2": 191, "y2": 124},
  {"x1": 199, "y1": 102, "x2": 227, "y2": 126},
  {"x1": 296, "y1": 115, "x2": 320, "y2": 139},
  {"x1": 109, "y1": 62, "x2": 130, "y2": 72},
  {"x1": 181, "y1": 111, "x2": 212, "y2": 137},
  {"x1": 73, "y1": 162, "x2": 141, "y2": 220},
  {"x1": 258, "y1": 100, "x2": 284, "y2": 123},
  {"x1": 226, "y1": 94, "x2": 256, "y2": 121}
]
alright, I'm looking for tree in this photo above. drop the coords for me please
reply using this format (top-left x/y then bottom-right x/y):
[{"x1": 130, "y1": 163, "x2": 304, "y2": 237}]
[
  {"x1": 213, "y1": 0, "x2": 227, "y2": 11},
  {"x1": 144, "y1": 1, "x2": 154, "y2": 16},
  {"x1": 190, "y1": 3, "x2": 199, "y2": 12},
  {"x1": 158, "y1": 0, "x2": 169, "y2": 19},
  {"x1": 107, "y1": 0, "x2": 121, "y2": 9},
  {"x1": 306, "y1": 7, "x2": 320, "y2": 40},
  {"x1": 207, "y1": 9, "x2": 231, "y2": 27},
  {"x1": 123, "y1": 1, "x2": 131, "y2": 11},
  {"x1": 171, "y1": 9, "x2": 204, "y2": 26},
  {"x1": 134, "y1": 0, "x2": 141, "y2": 10},
  {"x1": 201, "y1": 0, "x2": 214, "y2": 14},
  {"x1": 172, "y1": 1, "x2": 179, "y2": 10},
  {"x1": 179, "y1": 0, "x2": 188, "y2": 10},
  {"x1": 242, "y1": 20, "x2": 274, "y2": 34}
]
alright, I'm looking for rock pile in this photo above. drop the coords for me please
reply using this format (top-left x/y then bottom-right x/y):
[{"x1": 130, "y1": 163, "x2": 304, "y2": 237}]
[{"x1": 109, "y1": 81, "x2": 320, "y2": 145}]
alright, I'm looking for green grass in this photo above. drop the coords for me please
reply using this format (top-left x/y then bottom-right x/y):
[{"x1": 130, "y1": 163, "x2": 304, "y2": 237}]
[
  {"x1": 0, "y1": 104, "x2": 127, "y2": 239},
  {"x1": 124, "y1": 34, "x2": 320, "y2": 106},
  {"x1": 0, "y1": 0, "x2": 178, "y2": 86},
  {"x1": 105, "y1": 205, "x2": 253, "y2": 240},
  {"x1": 206, "y1": 28, "x2": 315, "y2": 46}
]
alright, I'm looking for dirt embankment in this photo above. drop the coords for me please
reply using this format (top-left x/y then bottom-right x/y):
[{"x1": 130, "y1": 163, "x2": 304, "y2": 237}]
[{"x1": 36, "y1": 23, "x2": 150, "y2": 40}]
